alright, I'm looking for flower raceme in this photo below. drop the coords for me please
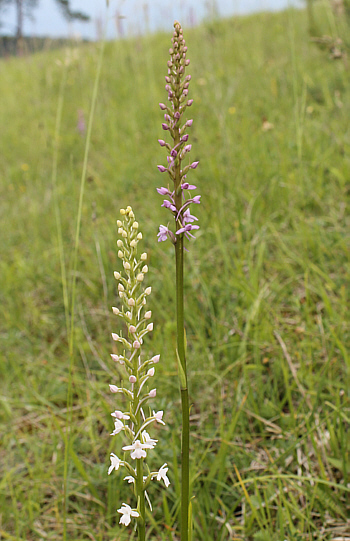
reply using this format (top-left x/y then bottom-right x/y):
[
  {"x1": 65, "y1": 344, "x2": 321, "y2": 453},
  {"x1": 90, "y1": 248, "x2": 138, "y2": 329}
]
[
  {"x1": 157, "y1": 21, "x2": 200, "y2": 244},
  {"x1": 108, "y1": 206, "x2": 169, "y2": 530}
]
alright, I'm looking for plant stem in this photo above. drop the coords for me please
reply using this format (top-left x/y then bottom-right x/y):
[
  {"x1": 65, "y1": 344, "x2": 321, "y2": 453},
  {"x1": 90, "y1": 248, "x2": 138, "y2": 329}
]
[
  {"x1": 175, "y1": 236, "x2": 189, "y2": 541},
  {"x1": 136, "y1": 458, "x2": 145, "y2": 541}
]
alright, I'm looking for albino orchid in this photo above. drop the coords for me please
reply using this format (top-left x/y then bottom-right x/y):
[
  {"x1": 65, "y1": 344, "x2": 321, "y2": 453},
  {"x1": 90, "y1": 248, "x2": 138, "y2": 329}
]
[
  {"x1": 117, "y1": 503, "x2": 139, "y2": 526},
  {"x1": 108, "y1": 453, "x2": 122, "y2": 475},
  {"x1": 107, "y1": 207, "x2": 169, "y2": 538}
]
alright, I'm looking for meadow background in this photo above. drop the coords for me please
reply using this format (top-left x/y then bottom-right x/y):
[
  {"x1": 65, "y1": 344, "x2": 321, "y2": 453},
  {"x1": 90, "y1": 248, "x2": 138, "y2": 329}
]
[{"x1": 0, "y1": 2, "x2": 349, "y2": 540}]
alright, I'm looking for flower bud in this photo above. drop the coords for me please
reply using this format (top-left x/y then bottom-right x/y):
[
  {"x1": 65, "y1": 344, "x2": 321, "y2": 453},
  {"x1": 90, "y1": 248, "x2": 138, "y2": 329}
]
[
  {"x1": 158, "y1": 139, "x2": 166, "y2": 146},
  {"x1": 136, "y1": 273, "x2": 144, "y2": 282},
  {"x1": 110, "y1": 354, "x2": 123, "y2": 364},
  {"x1": 149, "y1": 389, "x2": 157, "y2": 398},
  {"x1": 147, "y1": 367, "x2": 155, "y2": 377},
  {"x1": 137, "y1": 233, "x2": 142, "y2": 240},
  {"x1": 130, "y1": 239, "x2": 137, "y2": 247},
  {"x1": 147, "y1": 323, "x2": 154, "y2": 332},
  {"x1": 128, "y1": 298, "x2": 135, "y2": 307},
  {"x1": 129, "y1": 375, "x2": 137, "y2": 383},
  {"x1": 141, "y1": 253, "x2": 147, "y2": 261},
  {"x1": 109, "y1": 384, "x2": 120, "y2": 393},
  {"x1": 118, "y1": 284, "x2": 124, "y2": 292},
  {"x1": 112, "y1": 306, "x2": 120, "y2": 315},
  {"x1": 159, "y1": 103, "x2": 167, "y2": 110},
  {"x1": 117, "y1": 239, "x2": 123, "y2": 247},
  {"x1": 142, "y1": 265, "x2": 148, "y2": 273},
  {"x1": 187, "y1": 99, "x2": 194, "y2": 106},
  {"x1": 151, "y1": 355, "x2": 160, "y2": 364},
  {"x1": 123, "y1": 261, "x2": 131, "y2": 270},
  {"x1": 126, "y1": 206, "x2": 132, "y2": 213},
  {"x1": 133, "y1": 340, "x2": 141, "y2": 349},
  {"x1": 132, "y1": 221, "x2": 139, "y2": 229},
  {"x1": 129, "y1": 325, "x2": 136, "y2": 333},
  {"x1": 118, "y1": 250, "x2": 123, "y2": 259},
  {"x1": 122, "y1": 230, "x2": 127, "y2": 238},
  {"x1": 117, "y1": 220, "x2": 122, "y2": 227},
  {"x1": 114, "y1": 271, "x2": 121, "y2": 280},
  {"x1": 120, "y1": 208, "x2": 126, "y2": 215},
  {"x1": 162, "y1": 123, "x2": 169, "y2": 131},
  {"x1": 145, "y1": 287, "x2": 152, "y2": 295},
  {"x1": 118, "y1": 227, "x2": 123, "y2": 235},
  {"x1": 145, "y1": 310, "x2": 152, "y2": 319},
  {"x1": 157, "y1": 165, "x2": 167, "y2": 173}
]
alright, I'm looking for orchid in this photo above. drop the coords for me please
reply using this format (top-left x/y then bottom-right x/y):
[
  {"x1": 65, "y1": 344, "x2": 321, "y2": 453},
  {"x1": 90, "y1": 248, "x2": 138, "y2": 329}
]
[
  {"x1": 117, "y1": 503, "x2": 139, "y2": 526},
  {"x1": 107, "y1": 207, "x2": 169, "y2": 539},
  {"x1": 156, "y1": 22, "x2": 200, "y2": 244},
  {"x1": 156, "y1": 21, "x2": 196, "y2": 541}
]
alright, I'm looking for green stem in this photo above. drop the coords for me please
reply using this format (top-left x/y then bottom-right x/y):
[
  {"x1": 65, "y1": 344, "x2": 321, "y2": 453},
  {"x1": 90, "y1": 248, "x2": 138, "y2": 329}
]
[
  {"x1": 175, "y1": 236, "x2": 190, "y2": 541},
  {"x1": 136, "y1": 458, "x2": 145, "y2": 541}
]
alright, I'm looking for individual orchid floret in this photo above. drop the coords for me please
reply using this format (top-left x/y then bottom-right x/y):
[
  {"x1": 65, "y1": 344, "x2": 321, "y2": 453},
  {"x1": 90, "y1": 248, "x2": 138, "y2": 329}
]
[
  {"x1": 157, "y1": 20, "x2": 200, "y2": 244},
  {"x1": 108, "y1": 453, "x2": 122, "y2": 475},
  {"x1": 123, "y1": 439, "x2": 154, "y2": 459},
  {"x1": 117, "y1": 503, "x2": 139, "y2": 526},
  {"x1": 156, "y1": 463, "x2": 170, "y2": 487},
  {"x1": 107, "y1": 206, "x2": 168, "y2": 533}
]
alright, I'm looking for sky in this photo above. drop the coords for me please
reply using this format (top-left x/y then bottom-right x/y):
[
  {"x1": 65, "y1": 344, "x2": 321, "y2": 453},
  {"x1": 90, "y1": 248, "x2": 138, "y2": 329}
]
[{"x1": 0, "y1": 0, "x2": 303, "y2": 40}]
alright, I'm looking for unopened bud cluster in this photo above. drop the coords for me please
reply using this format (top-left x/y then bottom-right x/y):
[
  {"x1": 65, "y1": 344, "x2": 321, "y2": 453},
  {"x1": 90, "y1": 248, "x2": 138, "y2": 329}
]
[
  {"x1": 108, "y1": 206, "x2": 169, "y2": 529},
  {"x1": 157, "y1": 21, "x2": 200, "y2": 243}
]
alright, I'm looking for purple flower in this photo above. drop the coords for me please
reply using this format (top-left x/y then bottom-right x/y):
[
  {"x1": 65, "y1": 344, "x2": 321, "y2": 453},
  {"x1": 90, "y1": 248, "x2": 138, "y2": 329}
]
[
  {"x1": 162, "y1": 200, "x2": 176, "y2": 212},
  {"x1": 162, "y1": 123, "x2": 170, "y2": 131},
  {"x1": 192, "y1": 195, "x2": 201, "y2": 204},
  {"x1": 170, "y1": 148, "x2": 178, "y2": 158},
  {"x1": 157, "y1": 225, "x2": 170, "y2": 242},
  {"x1": 157, "y1": 165, "x2": 167, "y2": 173},
  {"x1": 187, "y1": 99, "x2": 194, "y2": 106},
  {"x1": 185, "y1": 119, "x2": 193, "y2": 127},
  {"x1": 183, "y1": 144, "x2": 192, "y2": 153},
  {"x1": 190, "y1": 161, "x2": 199, "y2": 169},
  {"x1": 157, "y1": 187, "x2": 170, "y2": 195},
  {"x1": 181, "y1": 183, "x2": 196, "y2": 190},
  {"x1": 176, "y1": 223, "x2": 199, "y2": 239},
  {"x1": 159, "y1": 103, "x2": 167, "y2": 110},
  {"x1": 183, "y1": 209, "x2": 198, "y2": 223},
  {"x1": 158, "y1": 139, "x2": 166, "y2": 147},
  {"x1": 181, "y1": 134, "x2": 189, "y2": 142}
]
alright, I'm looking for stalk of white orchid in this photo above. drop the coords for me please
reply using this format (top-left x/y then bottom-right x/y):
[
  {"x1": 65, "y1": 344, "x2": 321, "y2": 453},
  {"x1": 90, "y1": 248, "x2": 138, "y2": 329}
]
[{"x1": 107, "y1": 206, "x2": 169, "y2": 540}]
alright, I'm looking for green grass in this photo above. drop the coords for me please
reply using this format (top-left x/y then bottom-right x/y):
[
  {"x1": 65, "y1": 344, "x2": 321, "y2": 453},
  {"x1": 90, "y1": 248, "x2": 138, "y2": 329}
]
[{"x1": 1, "y1": 3, "x2": 350, "y2": 540}]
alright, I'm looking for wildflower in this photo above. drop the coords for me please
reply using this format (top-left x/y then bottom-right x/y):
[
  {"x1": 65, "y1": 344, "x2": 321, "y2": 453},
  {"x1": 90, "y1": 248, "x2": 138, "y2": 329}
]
[
  {"x1": 153, "y1": 410, "x2": 165, "y2": 424},
  {"x1": 158, "y1": 225, "x2": 171, "y2": 242},
  {"x1": 108, "y1": 206, "x2": 168, "y2": 531},
  {"x1": 117, "y1": 503, "x2": 139, "y2": 526},
  {"x1": 108, "y1": 453, "x2": 121, "y2": 474},
  {"x1": 142, "y1": 430, "x2": 158, "y2": 448},
  {"x1": 157, "y1": 21, "x2": 200, "y2": 243},
  {"x1": 156, "y1": 463, "x2": 170, "y2": 487},
  {"x1": 123, "y1": 439, "x2": 153, "y2": 459},
  {"x1": 110, "y1": 419, "x2": 125, "y2": 435}
]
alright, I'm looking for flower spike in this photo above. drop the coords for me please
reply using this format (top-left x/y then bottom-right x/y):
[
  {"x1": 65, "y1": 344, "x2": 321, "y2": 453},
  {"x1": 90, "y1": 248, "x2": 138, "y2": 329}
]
[
  {"x1": 108, "y1": 206, "x2": 169, "y2": 533},
  {"x1": 156, "y1": 21, "x2": 200, "y2": 243}
]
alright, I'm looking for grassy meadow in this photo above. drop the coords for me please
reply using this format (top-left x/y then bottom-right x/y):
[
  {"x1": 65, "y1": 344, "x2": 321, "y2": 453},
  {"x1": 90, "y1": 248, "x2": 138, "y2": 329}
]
[{"x1": 0, "y1": 4, "x2": 349, "y2": 540}]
